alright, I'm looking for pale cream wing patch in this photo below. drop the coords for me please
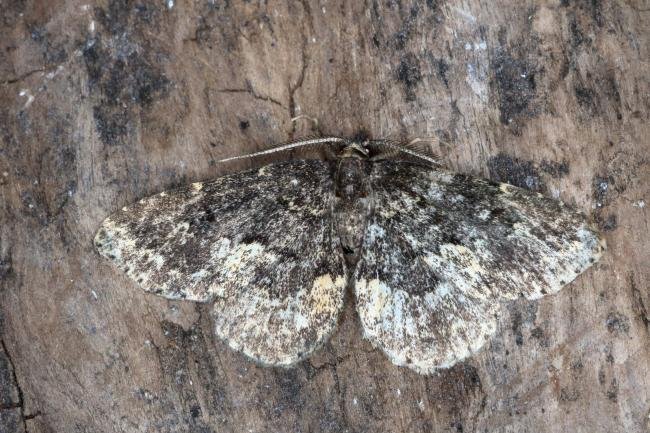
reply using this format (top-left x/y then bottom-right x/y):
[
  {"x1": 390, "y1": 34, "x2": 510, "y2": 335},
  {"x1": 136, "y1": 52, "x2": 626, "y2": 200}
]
[
  {"x1": 213, "y1": 274, "x2": 347, "y2": 366},
  {"x1": 355, "y1": 277, "x2": 499, "y2": 373}
]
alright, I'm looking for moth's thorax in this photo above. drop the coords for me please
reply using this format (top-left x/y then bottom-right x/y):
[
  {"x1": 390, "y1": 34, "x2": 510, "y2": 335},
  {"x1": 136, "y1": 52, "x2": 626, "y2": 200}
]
[
  {"x1": 333, "y1": 156, "x2": 373, "y2": 268},
  {"x1": 336, "y1": 155, "x2": 368, "y2": 196}
]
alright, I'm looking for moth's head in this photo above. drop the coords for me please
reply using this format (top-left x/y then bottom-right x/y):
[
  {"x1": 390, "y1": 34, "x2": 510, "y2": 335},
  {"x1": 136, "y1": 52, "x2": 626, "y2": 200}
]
[
  {"x1": 336, "y1": 130, "x2": 374, "y2": 159},
  {"x1": 339, "y1": 141, "x2": 371, "y2": 159}
]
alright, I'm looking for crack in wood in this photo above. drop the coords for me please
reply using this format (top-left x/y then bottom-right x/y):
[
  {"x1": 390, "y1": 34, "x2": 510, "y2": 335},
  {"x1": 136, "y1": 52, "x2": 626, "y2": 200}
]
[
  {"x1": 288, "y1": 0, "x2": 313, "y2": 139},
  {"x1": 629, "y1": 272, "x2": 649, "y2": 332},
  {"x1": 1, "y1": 68, "x2": 46, "y2": 86},
  {"x1": 217, "y1": 85, "x2": 285, "y2": 109},
  {"x1": 0, "y1": 339, "x2": 34, "y2": 433}
]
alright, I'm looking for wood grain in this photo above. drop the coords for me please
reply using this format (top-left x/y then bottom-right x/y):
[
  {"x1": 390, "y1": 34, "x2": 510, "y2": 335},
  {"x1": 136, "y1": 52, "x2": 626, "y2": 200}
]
[{"x1": 1, "y1": 1, "x2": 648, "y2": 432}]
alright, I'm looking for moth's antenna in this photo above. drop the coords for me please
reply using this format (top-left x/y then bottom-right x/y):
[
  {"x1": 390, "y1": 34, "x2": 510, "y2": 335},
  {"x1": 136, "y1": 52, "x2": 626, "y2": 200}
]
[
  {"x1": 217, "y1": 136, "x2": 349, "y2": 163},
  {"x1": 367, "y1": 138, "x2": 441, "y2": 165}
]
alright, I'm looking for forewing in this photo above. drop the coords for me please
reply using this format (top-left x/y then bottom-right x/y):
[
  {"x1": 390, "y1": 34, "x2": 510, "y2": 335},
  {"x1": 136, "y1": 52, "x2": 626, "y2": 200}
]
[
  {"x1": 95, "y1": 160, "x2": 346, "y2": 366},
  {"x1": 355, "y1": 160, "x2": 605, "y2": 373}
]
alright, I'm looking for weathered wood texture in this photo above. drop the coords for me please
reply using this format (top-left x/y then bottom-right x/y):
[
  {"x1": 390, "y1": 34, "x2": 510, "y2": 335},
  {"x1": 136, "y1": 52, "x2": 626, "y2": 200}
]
[{"x1": 1, "y1": 0, "x2": 648, "y2": 432}]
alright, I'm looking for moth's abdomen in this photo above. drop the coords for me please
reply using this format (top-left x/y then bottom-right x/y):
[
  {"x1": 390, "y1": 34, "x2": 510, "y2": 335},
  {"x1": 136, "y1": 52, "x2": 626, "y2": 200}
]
[{"x1": 333, "y1": 157, "x2": 373, "y2": 267}]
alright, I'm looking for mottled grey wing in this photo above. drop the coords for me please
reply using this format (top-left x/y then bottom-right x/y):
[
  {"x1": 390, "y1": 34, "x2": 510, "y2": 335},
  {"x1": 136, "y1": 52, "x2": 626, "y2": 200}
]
[
  {"x1": 95, "y1": 160, "x2": 346, "y2": 366},
  {"x1": 355, "y1": 160, "x2": 605, "y2": 374}
]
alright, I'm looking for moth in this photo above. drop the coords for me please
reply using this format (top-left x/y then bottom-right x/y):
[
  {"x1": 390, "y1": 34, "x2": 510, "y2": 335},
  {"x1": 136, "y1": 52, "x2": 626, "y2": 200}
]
[{"x1": 94, "y1": 137, "x2": 605, "y2": 374}]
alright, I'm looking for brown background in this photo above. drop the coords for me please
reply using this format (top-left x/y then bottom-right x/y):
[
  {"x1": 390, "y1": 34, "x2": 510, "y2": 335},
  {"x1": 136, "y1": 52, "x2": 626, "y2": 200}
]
[{"x1": 1, "y1": 0, "x2": 649, "y2": 432}]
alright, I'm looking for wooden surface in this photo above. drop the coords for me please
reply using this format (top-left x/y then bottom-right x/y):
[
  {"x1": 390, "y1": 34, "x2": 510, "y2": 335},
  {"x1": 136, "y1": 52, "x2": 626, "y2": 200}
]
[{"x1": 1, "y1": 0, "x2": 649, "y2": 432}]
